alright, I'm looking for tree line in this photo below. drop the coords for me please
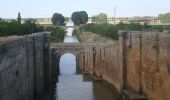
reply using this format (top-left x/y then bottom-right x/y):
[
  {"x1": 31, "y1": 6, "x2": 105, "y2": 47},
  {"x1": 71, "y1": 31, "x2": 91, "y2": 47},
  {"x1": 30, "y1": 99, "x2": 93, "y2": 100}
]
[
  {"x1": 51, "y1": 11, "x2": 109, "y2": 26},
  {"x1": 1, "y1": 11, "x2": 169, "y2": 40},
  {"x1": 0, "y1": 19, "x2": 43, "y2": 36},
  {"x1": 159, "y1": 12, "x2": 170, "y2": 23},
  {"x1": 0, "y1": 13, "x2": 43, "y2": 36},
  {"x1": 51, "y1": 11, "x2": 88, "y2": 26}
]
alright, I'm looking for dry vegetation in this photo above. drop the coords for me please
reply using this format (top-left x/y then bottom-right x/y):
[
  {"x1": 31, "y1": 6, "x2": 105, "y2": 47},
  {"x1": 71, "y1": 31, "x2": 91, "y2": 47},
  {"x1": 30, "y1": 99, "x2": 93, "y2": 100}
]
[{"x1": 76, "y1": 32, "x2": 113, "y2": 43}]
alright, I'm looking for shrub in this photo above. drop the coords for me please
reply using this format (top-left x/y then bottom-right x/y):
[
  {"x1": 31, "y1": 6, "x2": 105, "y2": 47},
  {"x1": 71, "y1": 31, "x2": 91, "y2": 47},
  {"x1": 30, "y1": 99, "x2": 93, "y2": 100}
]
[
  {"x1": 0, "y1": 19, "x2": 43, "y2": 36},
  {"x1": 45, "y1": 27, "x2": 65, "y2": 42},
  {"x1": 79, "y1": 23, "x2": 118, "y2": 40}
]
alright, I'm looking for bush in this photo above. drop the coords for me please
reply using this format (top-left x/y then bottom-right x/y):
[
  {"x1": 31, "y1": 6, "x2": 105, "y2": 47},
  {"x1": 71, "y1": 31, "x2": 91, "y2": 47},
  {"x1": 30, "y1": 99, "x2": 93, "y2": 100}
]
[
  {"x1": 158, "y1": 27, "x2": 164, "y2": 32},
  {"x1": 0, "y1": 19, "x2": 43, "y2": 36},
  {"x1": 79, "y1": 23, "x2": 118, "y2": 40},
  {"x1": 45, "y1": 27, "x2": 65, "y2": 42},
  {"x1": 96, "y1": 13, "x2": 107, "y2": 24},
  {"x1": 117, "y1": 23, "x2": 143, "y2": 31}
]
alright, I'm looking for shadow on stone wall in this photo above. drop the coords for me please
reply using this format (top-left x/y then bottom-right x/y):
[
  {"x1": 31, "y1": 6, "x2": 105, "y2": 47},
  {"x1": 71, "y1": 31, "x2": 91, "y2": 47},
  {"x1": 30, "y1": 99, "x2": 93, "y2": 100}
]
[{"x1": 0, "y1": 32, "x2": 51, "y2": 100}]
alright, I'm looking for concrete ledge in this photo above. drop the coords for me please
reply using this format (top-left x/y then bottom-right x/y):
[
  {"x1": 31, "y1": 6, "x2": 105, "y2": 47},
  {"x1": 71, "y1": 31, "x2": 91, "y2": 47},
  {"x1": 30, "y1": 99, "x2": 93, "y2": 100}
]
[{"x1": 123, "y1": 90, "x2": 147, "y2": 100}]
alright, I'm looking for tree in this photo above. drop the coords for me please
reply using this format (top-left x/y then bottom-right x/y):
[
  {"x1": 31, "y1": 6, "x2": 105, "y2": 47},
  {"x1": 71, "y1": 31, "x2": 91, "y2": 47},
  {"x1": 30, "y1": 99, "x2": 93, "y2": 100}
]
[
  {"x1": 158, "y1": 12, "x2": 170, "y2": 32},
  {"x1": 144, "y1": 22, "x2": 150, "y2": 29},
  {"x1": 52, "y1": 13, "x2": 65, "y2": 26},
  {"x1": 71, "y1": 11, "x2": 88, "y2": 25},
  {"x1": 159, "y1": 12, "x2": 170, "y2": 23},
  {"x1": 45, "y1": 27, "x2": 65, "y2": 42},
  {"x1": 0, "y1": 17, "x2": 43, "y2": 36},
  {"x1": 0, "y1": 17, "x2": 2, "y2": 21},
  {"x1": 17, "y1": 12, "x2": 21, "y2": 24},
  {"x1": 96, "y1": 13, "x2": 107, "y2": 24},
  {"x1": 22, "y1": 19, "x2": 39, "y2": 34}
]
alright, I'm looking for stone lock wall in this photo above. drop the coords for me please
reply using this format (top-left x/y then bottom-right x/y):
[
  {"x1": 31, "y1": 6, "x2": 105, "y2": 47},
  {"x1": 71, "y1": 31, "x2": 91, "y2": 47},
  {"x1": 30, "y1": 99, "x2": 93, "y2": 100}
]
[
  {"x1": 122, "y1": 32, "x2": 170, "y2": 100},
  {"x1": 77, "y1": 32, "x2": 170, "y2": 100},
  {"x1": 77, "y1": 41, "x2": 124, "y2": 92},
  {"x1": 0, "y1": 32, "x2": 50, "y2": 100}
]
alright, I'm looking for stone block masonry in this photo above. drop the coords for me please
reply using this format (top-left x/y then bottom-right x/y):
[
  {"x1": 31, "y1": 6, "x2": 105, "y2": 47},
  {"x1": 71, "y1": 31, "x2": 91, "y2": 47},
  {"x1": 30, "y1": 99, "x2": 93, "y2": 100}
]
[
  {"x1": 123, "y1": 32, "x2": 170, "y2": 100},
  {"x1": 77, "y1": 42, "x2": 124, "y2": 93},
  {"x1": 76, "y1": 32, "x2": 170, "y2": 100},
  {"x1": 0, "y1": 32, "x2": 50, "y2": 100}
]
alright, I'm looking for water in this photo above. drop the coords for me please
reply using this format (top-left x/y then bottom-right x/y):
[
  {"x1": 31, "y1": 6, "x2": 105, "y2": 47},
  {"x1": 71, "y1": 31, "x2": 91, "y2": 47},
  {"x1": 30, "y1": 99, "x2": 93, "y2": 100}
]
[
  {"x1": 57, "y1": 21, "x2": 95, "y2": 100},
  {"x1": 64, "y1": 21, "x2": 79, "y2": 43},
  {"x1": 56, "y1": 75, "x2": 94, "y2": 100},
  {"x1": 42, "y1": 21, "x2": 120, "y2": 100},
  {"x1": 59, "y1": 53, "x2": 76, "y2": 75},
  {"x1": 64, "y1": 36, "x2": 79, "y2": 43}
]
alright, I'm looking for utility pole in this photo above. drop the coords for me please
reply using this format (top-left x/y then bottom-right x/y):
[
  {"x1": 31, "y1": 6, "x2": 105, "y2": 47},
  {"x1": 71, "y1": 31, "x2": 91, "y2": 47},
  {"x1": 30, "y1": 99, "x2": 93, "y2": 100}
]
[
  {"x1": 164, "y1": 23, "x2": 166, "y2": 32},
  {"x1": 114, "y1": 6, "x2": 116, "y2": 26}
]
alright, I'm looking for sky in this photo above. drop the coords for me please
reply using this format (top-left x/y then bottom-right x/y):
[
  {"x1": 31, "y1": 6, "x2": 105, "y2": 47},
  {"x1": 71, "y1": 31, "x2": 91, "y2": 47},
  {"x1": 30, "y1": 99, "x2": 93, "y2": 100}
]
[{"x1": 0, "y1": 0, "x2": 170, "y2": 18}]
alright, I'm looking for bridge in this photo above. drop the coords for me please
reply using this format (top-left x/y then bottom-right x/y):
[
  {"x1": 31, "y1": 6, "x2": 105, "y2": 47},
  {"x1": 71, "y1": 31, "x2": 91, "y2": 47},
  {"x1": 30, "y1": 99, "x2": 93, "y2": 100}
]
[
  {"x1": 50, "y1": 43, "x2": 102, "y2": 57},
  {"x1": 49, "y1": 42, "x2": 106, "y2": 78},
  {"x1": 50, "y1": 43, "x2": 85, "y2": 56}
]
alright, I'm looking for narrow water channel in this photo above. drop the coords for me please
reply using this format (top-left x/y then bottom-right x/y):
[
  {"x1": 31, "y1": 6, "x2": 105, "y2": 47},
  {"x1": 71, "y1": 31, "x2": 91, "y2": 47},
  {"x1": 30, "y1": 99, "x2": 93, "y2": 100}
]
[
  {"x1": 41, "y1": 20, "x2": 120, "y2": 100},
  {"x1": 57, "y1": 20, "x2": 94, "y2": 100}
]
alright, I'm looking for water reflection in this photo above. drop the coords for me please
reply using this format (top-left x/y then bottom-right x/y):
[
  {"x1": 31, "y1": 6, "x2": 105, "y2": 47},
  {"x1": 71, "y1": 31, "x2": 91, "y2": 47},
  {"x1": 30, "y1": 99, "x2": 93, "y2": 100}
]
[
  {"x1": 64, "y1": 36, "x2": 79, "y2": 43},
  {"x1": 65, "y1": 28, "x2": 73, "y2": 36},
  {"x1": 58, "y1": 52, "x2": 94, "y2": 100},
  {"x1": 56, "y1": 75, "x2": 94, "y2": 100},
  {"x1": 64, "y1": 21, "x2": 79, "y2": 43},
  {"x1": 93, "y1": 82, "x2": 119, "y2": 100},
  {"x1": 59, "y1": 53, "x2": 76, "y2": 75}
]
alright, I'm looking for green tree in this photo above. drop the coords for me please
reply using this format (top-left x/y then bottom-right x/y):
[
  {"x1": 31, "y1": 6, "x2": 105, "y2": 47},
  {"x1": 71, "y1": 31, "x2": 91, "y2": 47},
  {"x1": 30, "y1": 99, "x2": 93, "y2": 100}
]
[
  {"x1": 96, "y1": 13, "x2": 107, "y2": 24},
  {"x1": 159, "y1": 12, "x2": 170, "y2": 23},
  {"x1": 45, "y1": 27, "x2": 65, "y2": 42},
  {"x1": 17, "y1": 12, "x2": 21, "y2": 24},
  {"x1": 71, "y1": 11, "x2": 88, "y2": 25},
  {"x1": 0, "y1": 18, "x2": 43, "y2": 36},
  {"x1": 0, "y1": 17, "x2": 2, "y2": 21},
  {"x1": 143, "y1": 22, "x2": 151, "y2": 29},
  {"x1": 52, "y1": 13, "x2": 65, "y2": 26},
  {"x1": 159, "y1": 12, "x2": 170, "y2": 32},
  {"x1": 22, "y1": 19, "x2": 39, "y2": 34}
]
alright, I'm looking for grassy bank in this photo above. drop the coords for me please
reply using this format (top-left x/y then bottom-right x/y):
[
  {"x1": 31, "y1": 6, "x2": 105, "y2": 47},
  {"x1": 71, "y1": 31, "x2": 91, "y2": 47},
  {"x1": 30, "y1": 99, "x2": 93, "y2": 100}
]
[
  {"x1": 75, "y1": 23, "x2": 170, "y2": 43},
  {"x1": 75, "y1": 31, "x2": 113, "y2": 43},
  {"x1": 77, "y1": 23, "x2": 119, "y2": 41}
]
